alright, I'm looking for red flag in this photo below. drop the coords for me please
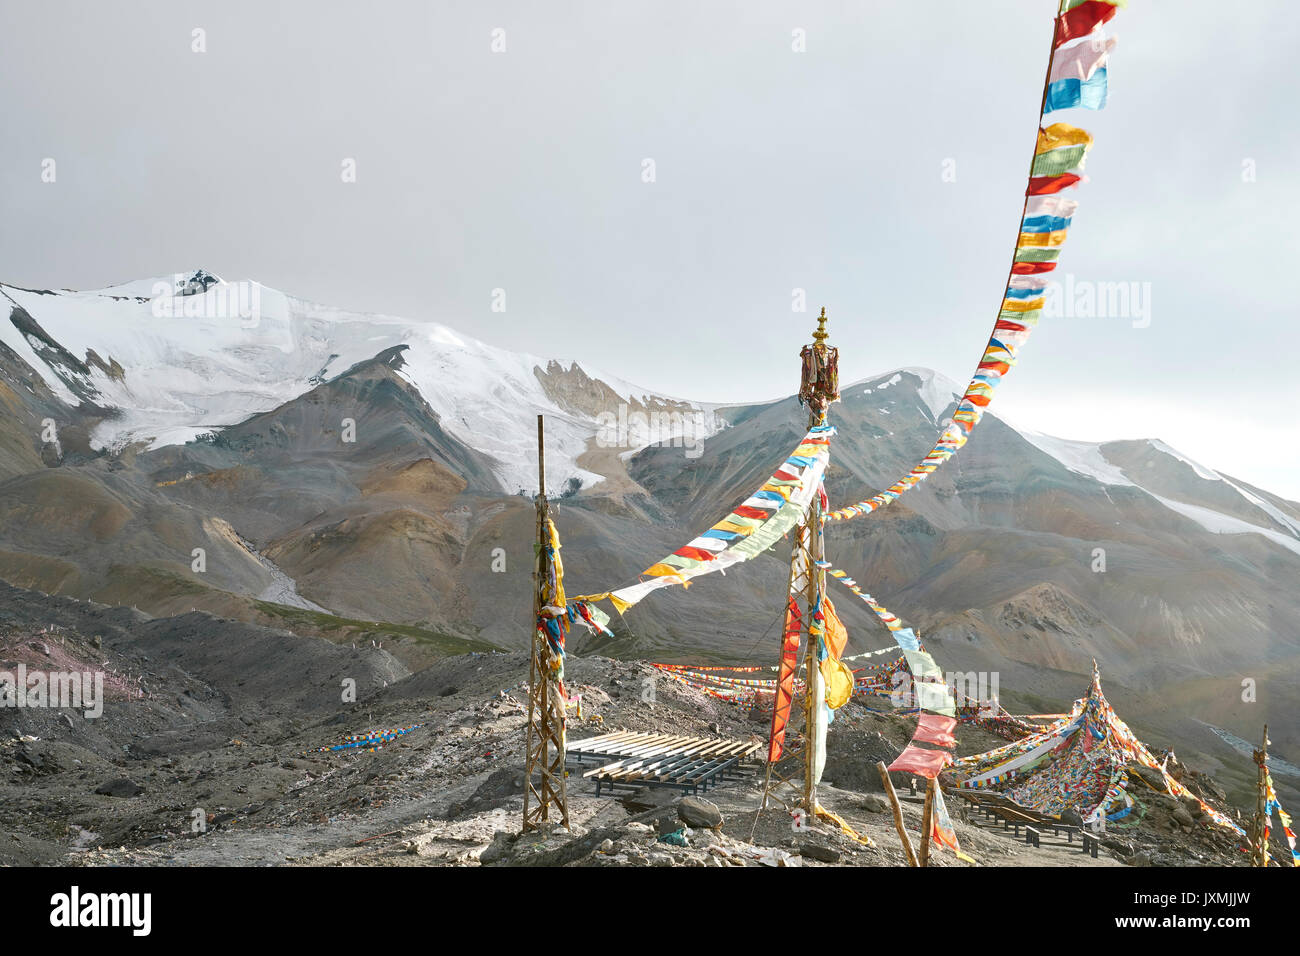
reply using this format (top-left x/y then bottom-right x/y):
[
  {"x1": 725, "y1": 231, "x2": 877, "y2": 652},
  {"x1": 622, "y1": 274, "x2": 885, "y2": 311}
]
[
  {"x1": 1055, "y1": 1, "x2": 1121, "y2": 49},
  {"x1": 887, "y1": 744, "x2": 954, "y2": 779},
  {"x1": 1012, "y1": 261, "x2": 1057, "y2": 275},
  {"x1": 914, "y1": 714, "x2": 958, "y2": 748},
  {"x1": 1028, "y1": 173, "x2": 1082, "y2": 195},
  {"x1": 767, "y1": 598, "x2": 802, "y2": 762},
  {"x1": 671, "y1": 546, "x2": 716, "y2": 562}
]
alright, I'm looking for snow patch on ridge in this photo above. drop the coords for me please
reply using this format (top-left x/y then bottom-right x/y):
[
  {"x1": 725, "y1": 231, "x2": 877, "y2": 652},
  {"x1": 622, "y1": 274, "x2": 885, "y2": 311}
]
[
  {"x1": 1019, "y1": 428, "x2": 1300, "y2": 555},
  {"x1": 1019, "y1": 430, "x2": 1136, "y2": 487},
  {"x1": 1149, "y1": 494, "x2": 1300, "y2": 558},
  {"x1": 1147, "y1": 439, "x2": 1222, "y2": 481},
  {"x1": 852, "y1": 367, "x2": 963, "y2": 422}
]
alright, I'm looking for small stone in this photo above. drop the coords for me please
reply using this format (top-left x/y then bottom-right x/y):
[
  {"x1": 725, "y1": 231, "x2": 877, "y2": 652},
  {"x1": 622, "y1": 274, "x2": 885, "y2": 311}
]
[{"x1": 598, "y1": 839, "x2": 614, "y2": 854}]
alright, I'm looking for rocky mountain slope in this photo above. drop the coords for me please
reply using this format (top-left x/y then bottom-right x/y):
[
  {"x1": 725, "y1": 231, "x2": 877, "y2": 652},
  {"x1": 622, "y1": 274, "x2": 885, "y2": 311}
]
[{"x1": 2, "y1": 273, "x2": 1297, "y2": 810}]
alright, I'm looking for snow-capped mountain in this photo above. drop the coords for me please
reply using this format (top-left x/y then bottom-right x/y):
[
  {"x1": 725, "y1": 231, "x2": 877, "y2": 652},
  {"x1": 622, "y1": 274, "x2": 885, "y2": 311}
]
[
  {"x1": 0, "y1": 272, "x2": 723, "y2": 495},
  {"x1": 5, "y1": 272, "x2": 1299, "y2": 571},
  {"x1": 3, "y1": 275, "x2": 1299, "y2": 805},
  {"x1": 1016, "y1": 430, "x2": 1300, "y2": 557}
]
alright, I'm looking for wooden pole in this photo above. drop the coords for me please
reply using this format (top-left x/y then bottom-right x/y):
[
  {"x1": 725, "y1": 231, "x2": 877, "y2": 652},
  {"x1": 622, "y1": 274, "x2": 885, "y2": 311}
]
[
  {"x1": 800, "y1": 307, "x2": 834, "y2": 816},
  {"x1": 918, "y1": 777, "x2": 936, "y2": 867},
  {"x1": 537, "y1": 415, "x2": 551, "y2": 822},
  {"x1": 877, "y1": 761, "x2": 917, "y2": 867},
  {"x1": 522, "y1": 414, "x2": 569, "y2": 832},
  {"x1": 1252, "y1": 724, "x2": 1269, "y2": 867}
]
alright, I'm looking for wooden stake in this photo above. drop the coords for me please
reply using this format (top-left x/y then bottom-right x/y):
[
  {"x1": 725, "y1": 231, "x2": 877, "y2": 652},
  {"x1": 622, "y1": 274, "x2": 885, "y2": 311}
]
[
  {"x1": 1252, "y1": 724, "x2": 1269, "y2": 867},
  {"x1": 877, "y1": 761, "x2": 917, "y2": 867},
  {"x1": 918, "y1": 777, "x2": 936, "y2": 867},
  {"x1": 522, "y1": 414, "x2": 570, "y2": 833}
]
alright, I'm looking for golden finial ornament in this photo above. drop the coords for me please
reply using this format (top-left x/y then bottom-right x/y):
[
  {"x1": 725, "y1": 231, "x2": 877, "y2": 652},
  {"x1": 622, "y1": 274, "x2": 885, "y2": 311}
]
[{"x1": 812, "y1": 306, "x2": 830, "y2": 346}]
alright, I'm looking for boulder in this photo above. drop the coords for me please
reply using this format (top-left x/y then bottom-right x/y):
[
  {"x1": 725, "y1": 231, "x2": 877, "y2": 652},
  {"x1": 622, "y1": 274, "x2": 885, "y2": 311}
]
[
  {"x1": 479, "y1": 831, "x2": 514, "y2": 864},
  {"x1": 678, "y1": 796, "x2": 723, "y2": 829},
  {"x1": 1126, "y1": 761, "x2": 1168, "y2": 792},
  {"x1": 860, "y1": 793, "x2": 889, "y2": 814},
  {"x1": 94, "y1": 778, "x2": 142, "y2": 798},
  {"x1": 799, "y1": 843, "x2": 841, "y2": 863}
]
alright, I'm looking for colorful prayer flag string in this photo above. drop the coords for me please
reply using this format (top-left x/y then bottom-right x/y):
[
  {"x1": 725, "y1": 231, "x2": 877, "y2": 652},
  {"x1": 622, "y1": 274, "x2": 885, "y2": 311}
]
[{"x1": 827, "y1": 2, "x2": 1124, "y2": 524}]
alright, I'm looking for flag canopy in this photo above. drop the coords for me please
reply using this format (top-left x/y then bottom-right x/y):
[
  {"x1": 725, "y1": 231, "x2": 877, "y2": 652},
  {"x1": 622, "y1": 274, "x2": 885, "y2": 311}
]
[{"x1": 949, "y1": 665, "x2": 1242, "y2": 833}]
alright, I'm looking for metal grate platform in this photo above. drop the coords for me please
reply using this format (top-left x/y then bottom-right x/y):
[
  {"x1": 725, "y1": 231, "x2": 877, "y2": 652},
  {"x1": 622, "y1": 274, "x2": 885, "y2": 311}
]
[{"x1": 567, "y1": 730, "x2": 762, "y2": 797}]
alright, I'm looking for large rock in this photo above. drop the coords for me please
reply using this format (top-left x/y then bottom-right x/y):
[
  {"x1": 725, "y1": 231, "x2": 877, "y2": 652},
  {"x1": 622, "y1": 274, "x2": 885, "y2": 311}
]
[
  {"x1": 94, "y1": 778, "x2": 142, "y2": 798},
  {"x1": 799, "y1": 843, "x2": 841, "y2": 863},
  {"x1": 860, "y1": 793, "x2": 889, "y2": 814},
  {"x1": 678, "y1": 796, "x2": 723, "y2": 829},
  {"x1": 1126, "y1": 762, "x2": 1168, "y2": 793},
  {"x1": 479, "y1": 831, "x2": 514, "y2": 864}
]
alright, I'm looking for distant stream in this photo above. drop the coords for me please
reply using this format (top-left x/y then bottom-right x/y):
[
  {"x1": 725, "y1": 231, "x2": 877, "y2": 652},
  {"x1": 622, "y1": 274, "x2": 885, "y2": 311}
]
[{"x1": 1197, "y1": 721, "x2": 1300, "y2": 778}]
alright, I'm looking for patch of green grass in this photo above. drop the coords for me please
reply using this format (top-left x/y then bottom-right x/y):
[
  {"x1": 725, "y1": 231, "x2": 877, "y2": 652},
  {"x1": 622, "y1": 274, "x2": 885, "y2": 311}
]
[
  {"x1": 251, "y1": 600, "x2": 496, "y2": 656},
  {"x1": 103, "y1": 564, "x2": 496, "y2": 660},
  {"x1": 999, "y1": 689, "x2": 1068, "y2": 716},
  {"x1": 105, "y1": 564, "x2": 211, "y2": 596}
]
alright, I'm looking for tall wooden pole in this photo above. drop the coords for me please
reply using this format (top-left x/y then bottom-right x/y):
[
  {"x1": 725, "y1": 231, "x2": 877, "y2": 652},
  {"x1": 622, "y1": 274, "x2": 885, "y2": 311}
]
[
  {"x1": 800, "y1": 308, "x2": 836, "y2": 815},
  {"x1": 755, "y1": 309, "x2": 837, "y2": 824},
  {"x1": 1252, "y1": 724, "x2": 1270, "y2": 867},
  {"x1": 522, "y1": 414, "x2": 569, "y2": 832}
]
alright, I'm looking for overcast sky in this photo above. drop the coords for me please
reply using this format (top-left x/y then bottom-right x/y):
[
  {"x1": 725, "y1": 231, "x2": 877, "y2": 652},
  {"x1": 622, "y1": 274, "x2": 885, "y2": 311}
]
[{"x1": 2, "y1": 1, "x2": 1297, "y2": 498}]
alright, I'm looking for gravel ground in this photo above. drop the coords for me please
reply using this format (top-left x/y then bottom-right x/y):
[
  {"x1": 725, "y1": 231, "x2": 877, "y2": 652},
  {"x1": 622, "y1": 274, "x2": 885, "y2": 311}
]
[{"x1": 0, "y1": 583, "x2": 1249, "y2": 867}]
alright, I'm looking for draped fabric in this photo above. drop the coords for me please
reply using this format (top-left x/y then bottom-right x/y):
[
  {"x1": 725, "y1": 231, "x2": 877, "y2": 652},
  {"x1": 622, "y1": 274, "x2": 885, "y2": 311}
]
[
  {"x1": 888, "y1": 744, "x2": 954, "y2": 778},
  {"x1": 767, "y1": 596, "x2": 803, "y2": 763},
  {"x1": 930, "y1": 786, "x2": 974, "y2": 862}
]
